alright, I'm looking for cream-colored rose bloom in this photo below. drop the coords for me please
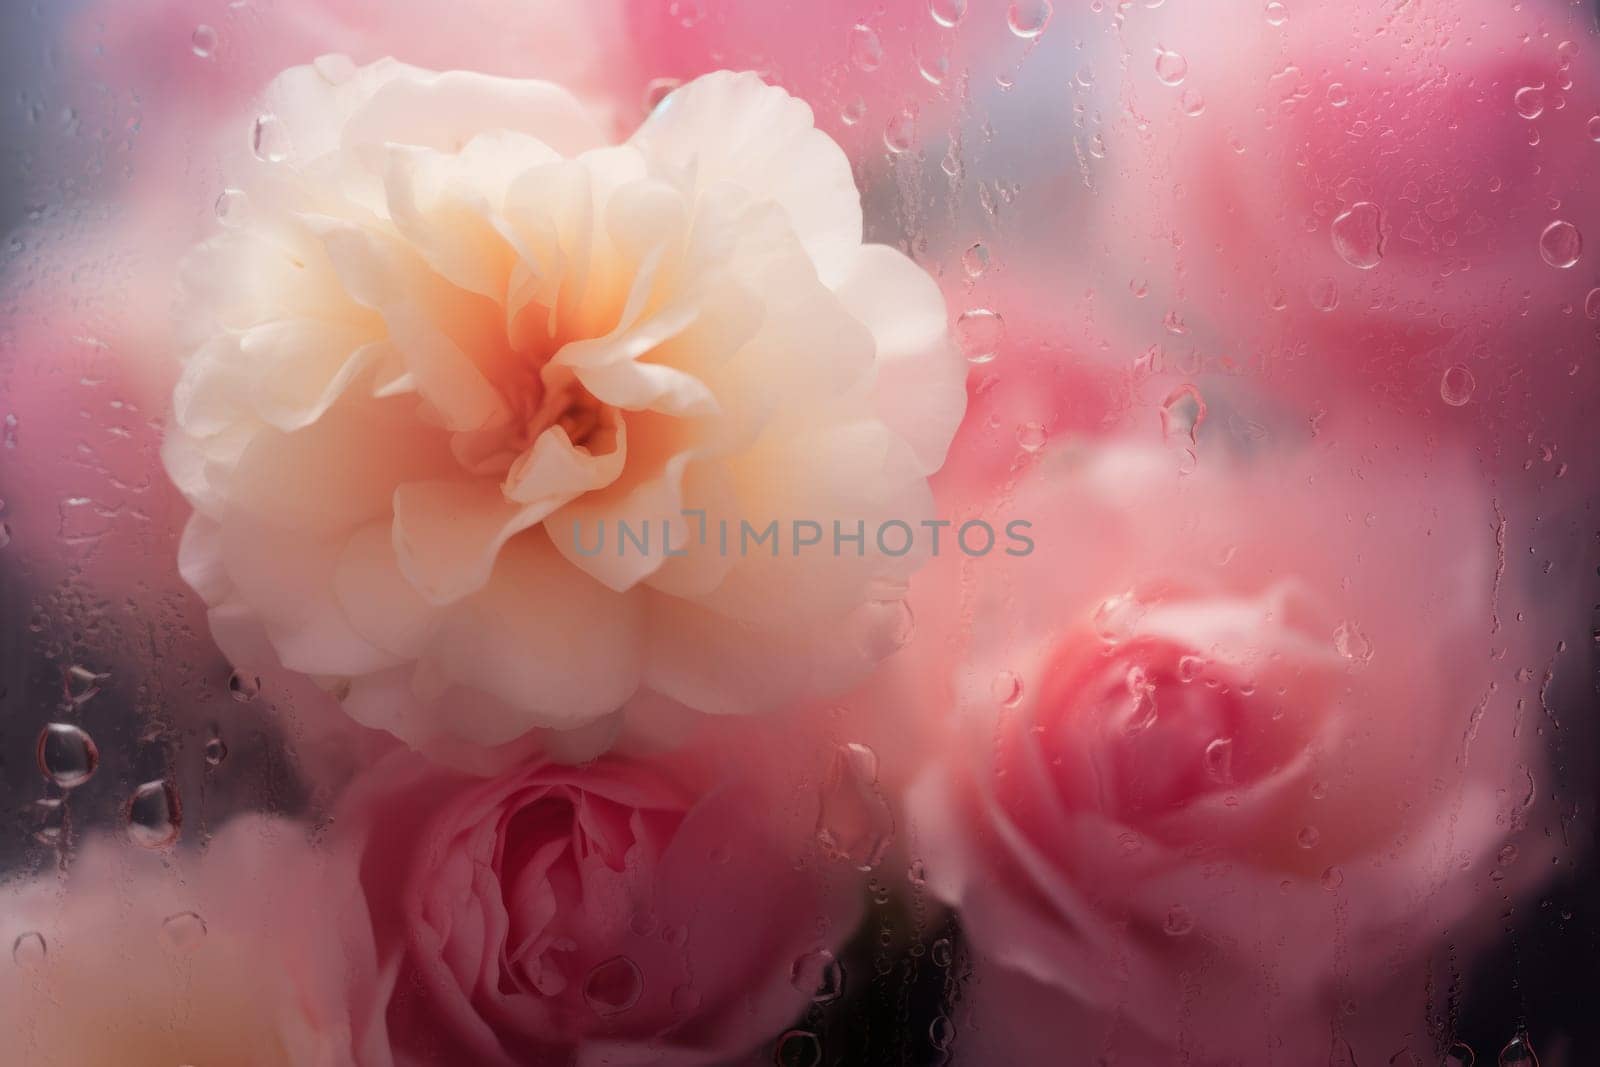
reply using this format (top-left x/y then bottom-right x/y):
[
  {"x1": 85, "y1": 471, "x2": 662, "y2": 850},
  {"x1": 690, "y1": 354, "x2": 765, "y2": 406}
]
[{"x1": 165, "y1": 58, "x2": 966, "y2": 755}]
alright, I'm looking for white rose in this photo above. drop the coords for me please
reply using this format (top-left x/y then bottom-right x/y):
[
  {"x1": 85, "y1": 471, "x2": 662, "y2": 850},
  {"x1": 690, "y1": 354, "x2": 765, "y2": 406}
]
[{"x1": 164, "y1": 59, "x2": 966, "y2": 757}]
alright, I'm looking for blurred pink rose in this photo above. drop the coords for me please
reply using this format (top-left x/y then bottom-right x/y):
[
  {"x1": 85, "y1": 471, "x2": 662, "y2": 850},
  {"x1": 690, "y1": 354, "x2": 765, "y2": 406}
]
[
  {"x1": 1090, "y1": 0, "x2": 1599, "y2": 440},
  {"x1": 907, "y1": 435, "x2": 1553, "y2": 1064},
  {"x1": 328, "y1": 742, "x2": 863, "y2": 1065},
  {"x1": 0, "y1": 815, "x2": 377, "y2": 1066}
]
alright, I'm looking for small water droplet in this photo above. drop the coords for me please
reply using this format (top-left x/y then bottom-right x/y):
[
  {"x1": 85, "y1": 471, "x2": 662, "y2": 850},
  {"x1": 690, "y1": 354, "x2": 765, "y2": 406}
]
[
  {"x1": 962, "y1": 242, "x2": 990, "y2": 277},
  {"x1": 1203, "y1": 737, "x2": 1234, "y2": 783},
  {"x1": 11, "y1": 932, "x2": 45, "y2": 969},
  {"x1": 214, "y1": 188, "x2": 248, "y2": 226},
  {"x1": 929, "y1": 1014, "x2": 957, "y2": 1050},
  {"x1": 1163, "y1": 905, "x2": 1195, "y2": 935},
  {"x1": 1160, "y1": 384, "x2": 1206, "y2": 446},
  {"x1": 250, "y1": 113, "x2": 291, "y2": 163},
  {"x1": 1177, "y1": 655, "x2": 1206, "y2": 682},
  {"x1": 1445, "y1": 1041, "x2": 1477, "y2": 1066},
  {"x1": 160, "y1": 912, "x2": 208, "y2": 955},
  {"x1": 853, "y1": 598, "x2": 914, "y2": 662},
  {"x1": 203, "y1": 736, "x2": 228, "y2": 766},
  {"x1": 849, "y1": 24, "x2": 884, "y2": 72},
  {"x1": 775, "y1": 1030, "x2": 823, "y2": 1067},
  {"x1": 815, "y1": 742, "x2": 895, "y2": 871},
  {"x1": 1016, "y1": 422, "x2": 1046, "y2": 454},
  {"x1": 127, "y1": 780, "x2": 182, "y2": 849},
  {"x1": 1498, "y1": 1034, "x2": 1539, "y2": 1066},
  {"x1": 1513, "y1": 84, "x2": 1546, "y2": 120},
  {"x1": 1264, "y1": 1, "x2": 1288, "y2": 25},
  {"x1": 191, "y1": 24, "x2": 218, "y2": 58},
  {"x1": 1440, "y1": 364, "x2": 1476, "y2": 407},
  {"x1": 1309, "y1": 276, "x2": 1340, "y2": 311},
  {"x1": 1154, "y1": 47, "x2": 1189, "y2": 86},
  {"x1": 64, "y1": 664, "x2": 105, "y2": 705},
  {"x1": 1331, "y1": 202, "x2": 1385, "y2": 269},
  {"x1": 583, "y1": 956, "x2": 643, "y2": 1016},
  {"x1": 1333, "y1": 620, "x2": 1374, "y2": 665},
  {"x1": 36, "y1": 723, "x2": 99, "y2": 788},
  {"x1": 1179, "y1": 88, "x2": 1206, "y2": 116},
  {"x1": 930, "y1": 0, "x2": 967, "y2": 27},
  {"x1": 1539, "y1": 220, "x2": 1582, "y2": 268},
  {"x1": 918, "y1": 50, "x2": 950, "y2": 86},
  {"x1": 1007, "y1": 0, "x2": 1052, "y2": 38},
  {"x1": 1093, "y1": 591, "x2": 1147, "y2": 644},
  {"x1": 1297, "y1": 825, "x2": 1321, "y2": 849},
  {"x1": 955, "y1": 308, "x2": 1005, "y2": 363},
  {"x1": 790, "y1": 948, "x2": 844, "y2": 1003},
  {"x1": 840, "y1": 97, "x2": 866, "y2": 127},
  {"x1": 991, "y1": 669, "x2": 1024, "y2": 705},
  {"x1": 229, "y1": 670, "x2": 261, "y2": 702},
  {"x1": 1327, "y1": 82, "x2": 1350, "y2": 107},
  {"x1": 883, "y1": 108, "x2": 917, "y2": 154},
  {"x1": 1321, "y1": 865, "x2": 1345, "y2": 890}
]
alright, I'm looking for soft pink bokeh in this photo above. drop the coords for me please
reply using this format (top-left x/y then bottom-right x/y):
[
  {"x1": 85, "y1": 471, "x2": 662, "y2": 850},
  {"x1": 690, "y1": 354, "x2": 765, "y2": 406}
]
[
  {"x1": 0, "y1": 816, "x2": 378, "y2": 1065},
  {"x1": 905, "y1": 428, "x2": 1553, "y2": 1064}
]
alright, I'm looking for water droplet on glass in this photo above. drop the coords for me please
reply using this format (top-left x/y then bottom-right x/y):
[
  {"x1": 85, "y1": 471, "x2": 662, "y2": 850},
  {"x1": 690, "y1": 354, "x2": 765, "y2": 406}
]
[
  {"x1": 1154, "y1": 48, "x2": 1189, "y2": 86},
  {"x1": 1203, "y1": 737, "x2": 1235, "y2": 783},
  {"x1": 1007, "y1": 0, "x2": 1052, "y2": 38},
  {"x1": 1440, "y1": 364, "x2": 1476, "y2": 407},
  {"x1": 1163, "y1": 905, "x2": 1195, "y2": 936},
  {"x1": 790, "y1": 948, "x2": 845, "y2": 1003},
  {"x1": 815, "y1": 742, "x2": 895, "y2": 871},
  {"x1": 1331, "y1": 201, "x2": 1385, "y2": 269},
  {"x1": 36, "y1": 723, "x2": 99, "y2": 788},
  {"x1": 667, "y1": 0, "x2": 705, "y2": 28},
  {"x1": 160, "y1": 911, "x2": 208, "y2": 955},
  {"x1": 1497, "y1": 1030, "x2": 1536, "y2": 1062},
  {"x1": 1444, "y1": 1042, "x2": 1477, "y2": 1067},
  {"x1": 1264, "y1": 1, "x2": 1288, "y2": 25},
  {"x1": 64, "y1": 664, "x2": 104, "y2": 705},
  {"x1": 930, "y1": 0, "x2": 967, "y2": 27},
  {"x1": 962, "y1": 242, "x2": 990, "y2": 277},
  {"x1": 1320, "y1": 865, "x2": 1345, "y2": 890},
  {"x1": 918, "y1": 50, "x2": 950, "y2": 86},
  {"x1": 203, "y1": 736, "x2": 229, "y2": 766},
  {"x1": 883, "y1": 108, "x2": 917, "y2": 154},
  {"x1": 1093, "y1": 591, "x2": 1147, "y2": 644},
  {"x1": 12, "y1": 932, "x2": 45, "y2": 969},
  {"x1": 840, "y1": 97, "x2": 866, "y2": 126},
  {"x1": 126, "y1": 780, "x2": 182, "y2": 849},
  {"x1": 1588, "y1": 116, "x2": 1600, "y2": 142},
  {"x1": 1160, "y1": 384, "x2": 1207, "y2": 447},
  {"x1": 229, "y1": 670, "x2": 261, "y2": 702},
  {"x1": 929, "y1": 1014, "x2": 957, "y2": 1050},
  {"x1": 1016, "y1": 422, "x2": 1046, "y2": 454},
  {"x1": 1309, "y1": 276, "x2": 1340, "y2": 311},
  {"x1": 1333, "y1": 620, "x2": 1374, "y2": 665},
  {"x1": 214, "y1": 187, "x2": 248, "y2": 227},
  {"x1": 1179, "y1": 88, "x2": 1206, "y2": 117},
  {"x1": 1297, "y1": 825, "x2": 1321, "y2": 849},
  {"x1": 250, "y1": 113, "x2": 291, "y2": 163},
  {"x1": 1539, "y1": 220, "x2": 1582, "y2": 268},
  {"x1": 849, "y1": 24, "x2": 883, "y2": 71},
  {"x1": 1177, "y1": 654, "x2": 1206, "y2": 682},
  {"x1": 191, "y1": 24, "x2": 218, "y2": 58},
  {"x1": 990, "y1": 669, "x2": 1025, "y2": 706},
  {"x1": 1327, "y1": 82, "x2": 1350, "y2": 107},
  {"x1": 583, "y1": 956, "x2": 643, "y2": 1016},
  {"x1": 775, "y1": 1030, "x2": 823, "y2": 1067},
  {"x1": 956, "y1": 308, "x2": 1005, "y2": 363},
  {"x1": 1513, "y1": 84, "x2": 1545, "y2": 120}
]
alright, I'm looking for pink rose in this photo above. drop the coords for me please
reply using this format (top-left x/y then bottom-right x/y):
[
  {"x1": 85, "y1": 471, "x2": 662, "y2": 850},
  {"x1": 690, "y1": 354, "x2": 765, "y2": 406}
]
[
  {"x1": 907, "y1": 435, "x2": 1556, "y2": 1064},
  {"x1": 0, "y1": 816, "x2": 378, "y2": 1066},
  {"x1": 328, "y1": 742, "x2": 863, "y2": 1065}
]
